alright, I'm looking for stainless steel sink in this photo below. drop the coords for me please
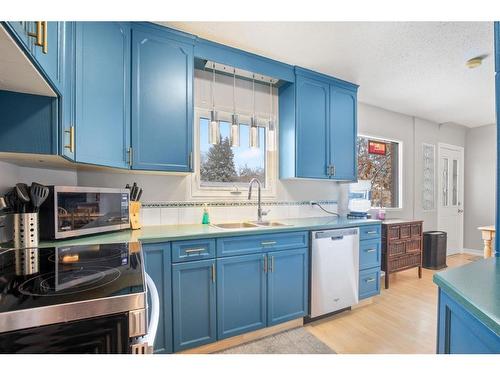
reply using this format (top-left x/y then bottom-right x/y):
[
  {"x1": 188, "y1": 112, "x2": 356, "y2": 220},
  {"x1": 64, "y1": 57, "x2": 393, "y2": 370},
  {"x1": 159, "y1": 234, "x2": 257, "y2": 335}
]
[
  {"x1": 252, "y1": 221, "x2": 291, "y2": 227},
  {"x1": 211, "y1": 222, "x2": 259, "y2": 230}
]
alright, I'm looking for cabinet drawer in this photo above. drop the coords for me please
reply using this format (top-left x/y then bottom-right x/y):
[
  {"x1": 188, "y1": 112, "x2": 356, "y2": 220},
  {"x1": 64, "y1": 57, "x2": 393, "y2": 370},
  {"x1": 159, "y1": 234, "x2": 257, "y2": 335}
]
[
  {"x1": 359, "y1": 240, "x2": 381, "y2": 270},
  {"x1": 172, "y1": 239, "x2": 216, "y2": 263},
  {"x1": 400, "y1": 225, "x2": 411, "y2": 239},
  {"x1": 359, "y1": 225, "x2": 381, "y2": 241},
  {"x1": 359, "y1": 268, "x2": 381, "y2": 300},
  {"x1": 387, "y1": 240, "x2": 406, "y2": 257},
  {"x1": 405, "y1": 239, "x2": 422, "y2": 254},
  {"x1": 411, "y1": 224, "x2": 422, "y2": 238},
  {"x1": 216, "y1": 231, "x2": 308, "y2": 257}
]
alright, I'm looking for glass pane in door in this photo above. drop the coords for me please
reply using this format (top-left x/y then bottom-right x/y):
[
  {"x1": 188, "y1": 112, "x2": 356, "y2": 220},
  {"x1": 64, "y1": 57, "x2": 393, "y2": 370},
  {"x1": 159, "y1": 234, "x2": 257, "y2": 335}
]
[
  {"x1": 441, "y1": 157, "x2": 448, "y2": 207},
  {"x1": 452, "y1": 159, "x2": 458, "y2": 206}
]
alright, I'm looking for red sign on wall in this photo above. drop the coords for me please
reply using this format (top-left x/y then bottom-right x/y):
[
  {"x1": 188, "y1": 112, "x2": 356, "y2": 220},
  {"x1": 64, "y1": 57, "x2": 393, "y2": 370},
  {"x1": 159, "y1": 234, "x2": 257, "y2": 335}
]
[{"x1": 368, "y1": 140, "x2": 387, "y2": 155}]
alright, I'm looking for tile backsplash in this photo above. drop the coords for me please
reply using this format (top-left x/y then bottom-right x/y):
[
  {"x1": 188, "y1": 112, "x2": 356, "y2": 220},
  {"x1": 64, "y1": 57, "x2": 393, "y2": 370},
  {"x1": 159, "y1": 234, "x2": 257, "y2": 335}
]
[{"x1": 141, "y1": 200, "x2": 338, "y2": 226}]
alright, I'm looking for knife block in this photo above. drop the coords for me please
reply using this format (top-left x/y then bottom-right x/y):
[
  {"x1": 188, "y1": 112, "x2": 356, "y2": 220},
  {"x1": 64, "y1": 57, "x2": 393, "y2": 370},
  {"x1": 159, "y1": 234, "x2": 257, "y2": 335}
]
[{"x1": 129, "y1": 202, "x2": 142, "y2": 230}]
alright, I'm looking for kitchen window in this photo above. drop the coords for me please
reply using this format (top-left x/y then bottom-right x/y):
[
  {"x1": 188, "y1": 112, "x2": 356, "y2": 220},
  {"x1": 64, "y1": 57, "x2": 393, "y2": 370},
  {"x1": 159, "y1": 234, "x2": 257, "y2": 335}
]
[
  {"x1": 357, "y1": 135, "x2": 402, "y2": 209},
  {"x1": 191, "y1": 65, "x2": 278, "y2": 198}
]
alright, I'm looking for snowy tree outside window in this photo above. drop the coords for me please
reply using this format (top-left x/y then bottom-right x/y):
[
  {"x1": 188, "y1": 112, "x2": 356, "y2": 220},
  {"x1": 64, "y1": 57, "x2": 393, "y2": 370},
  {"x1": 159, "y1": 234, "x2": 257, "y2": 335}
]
[
  {"x1": 357, "y1": 136, "x2": 401, "y2": 208},
  {"x1": 199, "y1": 119, "x2": 266, "y2": 188}
]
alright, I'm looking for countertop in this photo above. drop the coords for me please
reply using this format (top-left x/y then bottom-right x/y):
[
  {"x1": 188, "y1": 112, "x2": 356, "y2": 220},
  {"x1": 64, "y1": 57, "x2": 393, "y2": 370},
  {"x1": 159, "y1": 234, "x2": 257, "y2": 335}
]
[
  {"x1": 38, "y1": 216, "x2": 381, "y2": 248},
  {"x1": 433, "y1": 257, "x2": 500, "y2": 335}
]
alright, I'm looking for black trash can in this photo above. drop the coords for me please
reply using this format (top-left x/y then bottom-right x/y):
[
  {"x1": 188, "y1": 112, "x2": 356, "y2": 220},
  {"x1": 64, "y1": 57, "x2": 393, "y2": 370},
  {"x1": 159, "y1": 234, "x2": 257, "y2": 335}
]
[{"x1": 423, "y1": 231, "x2": 447, "y2": 270}]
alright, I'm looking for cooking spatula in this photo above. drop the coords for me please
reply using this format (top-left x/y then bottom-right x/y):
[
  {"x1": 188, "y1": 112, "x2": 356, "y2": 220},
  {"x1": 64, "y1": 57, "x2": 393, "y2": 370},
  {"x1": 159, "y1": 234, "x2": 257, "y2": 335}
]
[{"x1": 30, "y1": 182, "x2": 49, "y2": 213}]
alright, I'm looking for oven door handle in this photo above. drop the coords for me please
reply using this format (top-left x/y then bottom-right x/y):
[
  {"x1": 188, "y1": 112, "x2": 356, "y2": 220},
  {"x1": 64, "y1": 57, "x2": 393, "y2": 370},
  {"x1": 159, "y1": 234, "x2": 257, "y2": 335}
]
[{"x1": 143, "y1": 272, "x2": 160, "y2": 347}]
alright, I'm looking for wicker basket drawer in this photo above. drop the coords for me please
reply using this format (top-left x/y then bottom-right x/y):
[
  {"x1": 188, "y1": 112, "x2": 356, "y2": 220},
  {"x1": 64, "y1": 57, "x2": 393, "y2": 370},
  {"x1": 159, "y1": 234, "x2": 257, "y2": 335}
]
[
  {"x1": 387, "y1": 240, "x2": 406, "y2": 257},
  {"x1": 388, "y1": 253, "x2": 421, "y2": 271},
  {"x1": 400, "y1": 225, "x2": 411, "y2": 239},
  {"x1": 386, "y1": 225, "x2": 400, "y2": 241},
  {"x1": 411, "y1": 224, "x2": 422, "y2": 238},
  {"x1": 405, "y1": 239, "x2": 422, "y2": 254}
]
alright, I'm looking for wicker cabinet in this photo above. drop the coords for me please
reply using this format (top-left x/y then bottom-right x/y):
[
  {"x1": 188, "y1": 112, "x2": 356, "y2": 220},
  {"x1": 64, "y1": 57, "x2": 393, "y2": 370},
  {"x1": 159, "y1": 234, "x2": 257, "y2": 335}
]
[{"x1": 382, "y1": 220, "x2": 423, "y2": 289}]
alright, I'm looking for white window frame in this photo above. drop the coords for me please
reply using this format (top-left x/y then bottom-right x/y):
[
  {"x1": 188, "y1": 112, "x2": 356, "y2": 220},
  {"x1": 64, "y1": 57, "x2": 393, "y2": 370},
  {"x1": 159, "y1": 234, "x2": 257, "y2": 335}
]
[
  {"x1": 358, "y1": 133, "x2": 403, "y2": 210},
  {"x1": 190, "y1": 107, "x2": 277, "y2": 199}
]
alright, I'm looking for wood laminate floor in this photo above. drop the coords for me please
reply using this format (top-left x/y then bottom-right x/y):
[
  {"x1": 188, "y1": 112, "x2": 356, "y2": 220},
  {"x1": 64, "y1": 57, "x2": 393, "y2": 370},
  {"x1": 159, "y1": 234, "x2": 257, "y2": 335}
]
[{"x1": 305, "y1": 253, "x2": 478, "y2": 354}]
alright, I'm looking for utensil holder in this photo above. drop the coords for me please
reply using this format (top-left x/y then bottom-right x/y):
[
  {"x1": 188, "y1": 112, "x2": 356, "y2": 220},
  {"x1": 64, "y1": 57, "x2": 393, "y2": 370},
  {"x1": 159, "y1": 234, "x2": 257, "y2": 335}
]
[
  {"x1": 8, "y1": 213, "x2": 39, "y2": 248},
  {"x1": 15, "y1": 248, "x2": 39, "y2": 276},
  {"x1": 129, "y1": 202, "x2": 142, "y2": 230}
]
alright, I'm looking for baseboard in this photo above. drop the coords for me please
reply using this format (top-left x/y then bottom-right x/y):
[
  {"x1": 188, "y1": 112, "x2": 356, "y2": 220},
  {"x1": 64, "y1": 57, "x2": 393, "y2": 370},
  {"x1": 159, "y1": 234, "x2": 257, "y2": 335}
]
[
  {"x1": 178, "y1": 318, "x2": 304, "y2": 354},
  {"x1": 461, "y1": 248, "x2": 483, "y2": 256}
]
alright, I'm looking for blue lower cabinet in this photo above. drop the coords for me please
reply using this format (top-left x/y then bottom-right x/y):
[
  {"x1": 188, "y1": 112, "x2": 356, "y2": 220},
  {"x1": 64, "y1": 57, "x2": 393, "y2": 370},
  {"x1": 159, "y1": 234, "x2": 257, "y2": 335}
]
[
  {"x1": 359, "y1": 267, "x2": 381, "y2": 300},
  {"x1": 437, "y1": 289, "x2": 500, "y2": 354},
  {"x1": 359, "y1": 239, "x2": 381, "y2": 270},
  {"x1": 172, "y1": 259, "x2": 217, "y2": 352},
  {"x1": 267, "y1": 248, "x2": 308, "y2": 326},
  {"x1": 142, "y1": 242, "x2": 173, "y2": 354},
  {"x1": 217, "y1": 253, "x2": 267, "y2": 340}
]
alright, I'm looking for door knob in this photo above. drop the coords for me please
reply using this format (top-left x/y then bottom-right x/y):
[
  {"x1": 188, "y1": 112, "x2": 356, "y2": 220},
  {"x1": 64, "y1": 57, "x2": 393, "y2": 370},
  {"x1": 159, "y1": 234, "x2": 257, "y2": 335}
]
[{"x1": 458, "y1": 209, "x2": 464, "y2": 214}]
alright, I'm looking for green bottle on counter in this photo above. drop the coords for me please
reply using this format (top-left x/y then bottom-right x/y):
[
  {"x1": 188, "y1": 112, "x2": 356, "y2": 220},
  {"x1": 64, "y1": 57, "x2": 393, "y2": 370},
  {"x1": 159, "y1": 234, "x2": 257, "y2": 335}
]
[{"x1": 202, "y1": 204, "x2": 210, "y2": 224}]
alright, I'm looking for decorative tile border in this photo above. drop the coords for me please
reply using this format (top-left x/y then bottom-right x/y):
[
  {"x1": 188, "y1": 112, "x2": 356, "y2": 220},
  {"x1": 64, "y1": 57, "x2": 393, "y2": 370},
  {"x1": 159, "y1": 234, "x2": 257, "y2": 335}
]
[{"x1": 143, "y1": 200, "x2": 337, "y2": 208}]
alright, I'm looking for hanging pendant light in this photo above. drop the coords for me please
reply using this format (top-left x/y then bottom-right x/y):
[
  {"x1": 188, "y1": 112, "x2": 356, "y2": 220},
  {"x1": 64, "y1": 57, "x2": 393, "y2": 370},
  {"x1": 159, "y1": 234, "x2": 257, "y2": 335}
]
[
  {"x1": 249, "y1": 74, "x2": 259, "y2": 149},
  {"x1": 230, "y1": 68, "x2": 240, "y2": 147},
  {"x1": 267, "y1": 80, "x2": 275, "y2": 151},
  {"x1": 208, "y1": 62, "x2": 220, "y2": 145}
]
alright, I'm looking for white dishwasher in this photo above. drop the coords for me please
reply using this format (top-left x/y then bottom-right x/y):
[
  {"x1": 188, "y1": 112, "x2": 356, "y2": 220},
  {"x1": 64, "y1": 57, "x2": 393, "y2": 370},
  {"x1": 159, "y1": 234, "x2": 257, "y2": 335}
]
[{"x1": 310, "y1": 227, "x2": 359, "y2": 318}]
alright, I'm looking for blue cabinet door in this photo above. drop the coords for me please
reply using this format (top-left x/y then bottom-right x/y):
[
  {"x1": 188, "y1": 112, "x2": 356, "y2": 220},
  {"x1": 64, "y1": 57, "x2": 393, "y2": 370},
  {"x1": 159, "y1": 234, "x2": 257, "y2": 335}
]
[
  {"x1": 295, "y1": 74, "x2": 330, "y2": 179},
  {"x1": 172, "y1": 259, "x2": 216, "y2": 352},
  {"x1": 267, "y1": 248, "x2": 308, "y2": 326},
  {"x1": 75, "y1": 22, "x2": 131, "y2": 168},
  {"x1": 437, "y1": 289, "x2": 500, "y2": 354},
  {"x1": 217, "y1": 253, "x2": 267, "y2": 339},
  {"x1": 142, "y1": 242, "x2": 173, "y2": 354},
  {"x1": 131, "y1": 26, "x2": 193, "y2": 171},
  {"x1": 330, "y1": 84, "x2": 357, "y2": 181},
  {"x1": 32, "y1": 22, "x2": 65, "y2": 93}
]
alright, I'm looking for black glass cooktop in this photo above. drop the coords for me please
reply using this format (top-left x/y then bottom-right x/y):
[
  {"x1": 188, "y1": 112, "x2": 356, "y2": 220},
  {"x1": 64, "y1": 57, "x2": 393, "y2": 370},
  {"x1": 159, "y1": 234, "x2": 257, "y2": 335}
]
[{"x1": 0, "y1": 243, "x2": 144, "y2": 313}]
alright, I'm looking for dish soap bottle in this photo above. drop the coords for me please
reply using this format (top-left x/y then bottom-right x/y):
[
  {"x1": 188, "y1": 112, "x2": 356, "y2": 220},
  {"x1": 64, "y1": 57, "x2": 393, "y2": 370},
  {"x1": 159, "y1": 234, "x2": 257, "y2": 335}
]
[{"x1": 202, "y1": 203, "x2": 210, "y2": 224}]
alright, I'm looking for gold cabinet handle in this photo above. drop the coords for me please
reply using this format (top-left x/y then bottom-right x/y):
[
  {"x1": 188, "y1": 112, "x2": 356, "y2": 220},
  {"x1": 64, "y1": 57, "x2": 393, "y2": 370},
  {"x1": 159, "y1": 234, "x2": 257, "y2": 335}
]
[
  {"x1": 263, "y1": 255, "x2": 268, "y2": 273},
  {"x1": 261, "y1": 241, "x2": 277, "y2": 246},
  {"x1": 211, "y1": 263, "x2": 216, "y2": 283},
  {"x1": 184, "y1": 248, "x2": 206, "y2": 254},
  {"x1": 64, "y1": 126, "x2": 75, "y2": 153},
  {"x1": 42, "y1": 21, "x2": 48, "y2": 54},
  {"x1": 28, "y1": 21, "x2": 43, "y2": 46}
]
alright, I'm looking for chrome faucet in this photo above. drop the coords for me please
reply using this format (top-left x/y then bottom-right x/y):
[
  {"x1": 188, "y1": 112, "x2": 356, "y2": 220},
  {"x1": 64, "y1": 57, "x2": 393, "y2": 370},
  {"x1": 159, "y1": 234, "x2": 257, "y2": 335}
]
[{"x1": 248, "y1": 178, "x2": 269, "y2": 223}]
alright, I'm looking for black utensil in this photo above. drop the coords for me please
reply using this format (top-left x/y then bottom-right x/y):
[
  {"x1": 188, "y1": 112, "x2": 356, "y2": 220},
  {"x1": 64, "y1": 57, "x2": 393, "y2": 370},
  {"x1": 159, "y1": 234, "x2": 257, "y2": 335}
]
[
  {"x1": 15, "y1": 183, "x2": 30, "y2": 213},
  {"x1": 135, "y1": 188, "x2": 143, "y2": 202},
  {"x1": 30, "y1": 182, "x2": 49, "y2": 213},
  {"x1": 6, "y1": 189, "x2": 19, "y2": 213},
  {"x1": 130, "y1": 182, "x2": 138, "y2": 201}
]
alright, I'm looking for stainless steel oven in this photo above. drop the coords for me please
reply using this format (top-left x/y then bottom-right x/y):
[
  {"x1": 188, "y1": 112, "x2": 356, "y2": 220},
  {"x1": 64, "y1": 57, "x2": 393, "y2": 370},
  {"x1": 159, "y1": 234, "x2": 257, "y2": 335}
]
[{"x1": 39, "y1": 186, "x2": 130, "y2": 240}]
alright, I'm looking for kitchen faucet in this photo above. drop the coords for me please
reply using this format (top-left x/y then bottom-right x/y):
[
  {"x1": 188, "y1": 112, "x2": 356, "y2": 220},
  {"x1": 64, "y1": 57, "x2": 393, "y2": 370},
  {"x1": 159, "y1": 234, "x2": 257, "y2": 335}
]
[{"x1": 248, "y1": 178, "x2": 269, "y2": 223}]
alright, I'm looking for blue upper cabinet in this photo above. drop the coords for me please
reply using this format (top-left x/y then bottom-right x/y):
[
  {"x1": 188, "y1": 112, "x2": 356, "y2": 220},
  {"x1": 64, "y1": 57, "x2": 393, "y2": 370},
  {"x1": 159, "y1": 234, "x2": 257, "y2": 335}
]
[
  {"x1": 5, "y1": 22, "x2": 36, "y2": 54},
  {"x1": 330, "y1": 84, "x2": 357, "y2": 180},
  {"x1": 131, "y1": 24, "x2": 194, "y2": 171},
  {"x1": 172, "y1": 259, "x2": 217, "y2": 352},
  {"x1": 60, "y1": 22, "x2": 76, "y2": 161},
  {"x1": 280, "y1": 67, "x2": 359, "y2": 181},
  {"x1": 295, "y1": 74, "x2": 330, "y2": 179},
  {"x1": 74, "y1": 22, "x2": 131, "y2": 168}
]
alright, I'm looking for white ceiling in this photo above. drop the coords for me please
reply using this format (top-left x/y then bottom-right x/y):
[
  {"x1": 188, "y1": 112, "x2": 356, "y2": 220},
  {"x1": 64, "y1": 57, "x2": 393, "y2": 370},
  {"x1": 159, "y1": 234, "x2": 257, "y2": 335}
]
[{"x1": 163, "y1": 22, "x2": 495, "y2": 128}]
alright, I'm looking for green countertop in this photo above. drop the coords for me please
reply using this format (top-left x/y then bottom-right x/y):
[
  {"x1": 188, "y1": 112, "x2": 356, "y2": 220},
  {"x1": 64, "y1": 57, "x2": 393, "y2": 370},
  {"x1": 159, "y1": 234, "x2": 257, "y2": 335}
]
[
  {"x1": 38, "y1": 216, "x2": 381, "y2": 248},
  {"x1": 433, "y1": 257, "x2": 500, "y2": 336}
]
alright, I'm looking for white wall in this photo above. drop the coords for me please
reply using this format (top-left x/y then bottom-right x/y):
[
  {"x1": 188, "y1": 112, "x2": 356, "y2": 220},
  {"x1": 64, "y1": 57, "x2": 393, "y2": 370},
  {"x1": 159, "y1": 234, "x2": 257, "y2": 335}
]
[{"x1": 464, "y1": 124, "x2": 496, "y2": 251}]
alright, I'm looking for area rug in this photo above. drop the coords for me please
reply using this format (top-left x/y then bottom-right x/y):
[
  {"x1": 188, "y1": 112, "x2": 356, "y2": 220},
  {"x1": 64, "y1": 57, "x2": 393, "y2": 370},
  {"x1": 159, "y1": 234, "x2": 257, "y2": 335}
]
[{"x1": 217, "y1": 327, "x2": 335, "y2": 354}]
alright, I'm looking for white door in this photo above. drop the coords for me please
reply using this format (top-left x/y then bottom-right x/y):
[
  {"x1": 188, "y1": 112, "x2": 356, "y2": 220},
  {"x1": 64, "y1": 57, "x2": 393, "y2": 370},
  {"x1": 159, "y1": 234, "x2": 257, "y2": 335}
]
[{"x1": 437, "y1": 143, "x2": 464, "y2": 255}]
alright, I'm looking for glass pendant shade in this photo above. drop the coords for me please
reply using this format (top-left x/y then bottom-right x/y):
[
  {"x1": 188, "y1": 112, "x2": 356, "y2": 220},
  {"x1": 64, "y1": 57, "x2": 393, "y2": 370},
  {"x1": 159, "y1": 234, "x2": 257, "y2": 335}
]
[
  {"x1": 230, "y1": 114, "x2": 240, "y2": 147},
  {"x1": 250, "y1": 117, "x2": 260, "y2": 149},
  {"x1": 267, "y1": 118, "x2": 275, "y2": 151},
  {"x1": 209, "y1": 110, "x2": 220, "y2": 145}
]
